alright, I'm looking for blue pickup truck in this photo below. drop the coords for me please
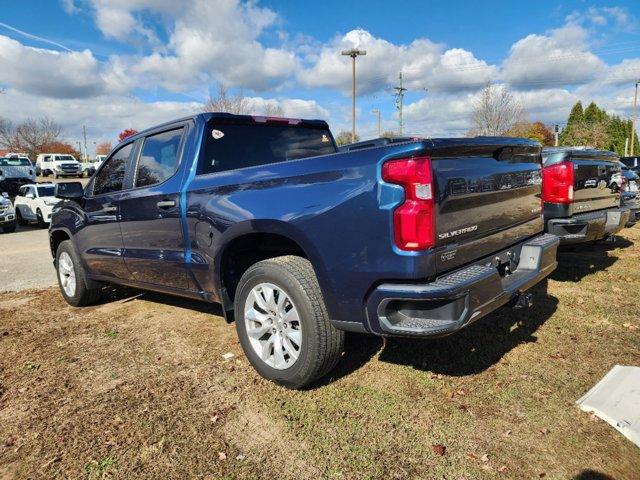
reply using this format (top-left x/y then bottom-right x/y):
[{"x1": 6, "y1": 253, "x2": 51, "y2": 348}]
[{"x1": 49, "y1": 113, "x2": 559, "y2": 388}]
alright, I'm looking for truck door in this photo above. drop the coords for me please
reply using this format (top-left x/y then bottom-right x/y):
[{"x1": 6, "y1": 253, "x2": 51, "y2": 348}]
[
  {"x1": 74, "y1": 142, "x2": 134, "y2": 280},
  {"x1": 118, "y1": 126, "x2": 189, "y2": 290}
]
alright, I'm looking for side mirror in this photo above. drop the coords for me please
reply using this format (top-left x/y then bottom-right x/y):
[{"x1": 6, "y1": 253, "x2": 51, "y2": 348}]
[{"x1": 55, "y1": 182, "x2": 84, "y2": 201}]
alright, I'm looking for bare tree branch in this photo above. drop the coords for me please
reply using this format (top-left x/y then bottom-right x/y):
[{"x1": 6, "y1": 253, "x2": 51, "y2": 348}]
[{"x1": 470, "y1": 83, "x2": 525, "y2": 136}]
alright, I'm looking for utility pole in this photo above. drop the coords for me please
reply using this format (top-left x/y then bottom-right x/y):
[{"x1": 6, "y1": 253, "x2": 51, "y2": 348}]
[
  {"x1": 631, "y1": 80, "x2": 639, "y2": 156},
  {"x1": 393, "y1": 72, "x2": 407, "y2": 136},
  {"x1": 372, "y1": 108, "x2": 381, "y2": 137},
  {"x1": 82, "y1": 125, "x2": 88, "y2": 162},
  {"x1": 625, "y1": 137, "x2": 629, "y2": 157},
  {"x1": 554, "y1": 124, "x2": 559, "y2": 147},
  {"x1": 341, "y1": 48, "x2": 366, "y2": 143}
]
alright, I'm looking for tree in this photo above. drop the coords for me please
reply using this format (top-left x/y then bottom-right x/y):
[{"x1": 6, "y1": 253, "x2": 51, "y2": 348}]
[
  {"x1": 202, "y1": 84, "x2": 250, "y2": 115},
  {"x1": 335, "y1": 131, "x2": 359, "y2": 146},
  {"x1": 264, "y1": 103, "x2": 284, "y2": 117},
  {"x1": 380, "y1": 131, "x2": 397, "y2": 139},
  {"x1": 505, "y1": 121, "x2": 554, "y2": 146},
  {"x1": 118, "y1": 129, "x2": 138, "y2": 142},
  {"x1": 566, "y1": 101, "x2": 584, "y2": 126},
  {"x1": 0, "y1": 116, "x2": 63, "y2": 161},
  {"x1": 470, "y1": 82, "x2": 525, "y2": 136},
  {"x1": 45, "y1": 141, "x2": 81, "y2": 159},
  {"x1": 96, "y1": 141, "x2": 112, "y2": 156}
]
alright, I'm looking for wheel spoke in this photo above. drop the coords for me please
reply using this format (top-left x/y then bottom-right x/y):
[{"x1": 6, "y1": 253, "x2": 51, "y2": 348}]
[
  {"x1": 272, "y1": 335, "x2": 286, "y2": 368},
  {"x1": 285, "y1": 328, "x2": 302, "y2": 347},
  {"x1": 283, "y1": 307, "x2": 300, "y2": 324},
  {"x1": 260, "y1": 337, "x2": 274, "y2": 362},
  {"x1": 282, "y1": 336, "x2": 299, "y2": 361},
  {"x1": 249, "y1": 289, "x2": 269, "y2": 312},
  {"x1": 247, "y1": 321, "x2": 271, "y2": 339}
]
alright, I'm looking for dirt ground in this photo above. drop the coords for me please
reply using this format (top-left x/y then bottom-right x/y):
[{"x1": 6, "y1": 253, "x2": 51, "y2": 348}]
[{"x1": 1, "y1": 228, "x2": 639, "y2": 479}]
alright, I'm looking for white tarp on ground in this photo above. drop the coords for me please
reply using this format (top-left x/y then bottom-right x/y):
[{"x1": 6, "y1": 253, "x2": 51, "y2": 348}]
[{"x1": 576, "y1": 365, "x2": 640, "y2": 448}]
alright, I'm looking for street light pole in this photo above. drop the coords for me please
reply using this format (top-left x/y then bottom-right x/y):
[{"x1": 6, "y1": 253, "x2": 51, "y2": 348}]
[
  {"x1": 631, "y1": 80, "x2": 639, "y2": 157},
  {"x1": 372, "y1": 108, "x2": 381, "y2": 137},
  {"x1": 341, "y1": 48, "x2": 366, "y2": 143}
]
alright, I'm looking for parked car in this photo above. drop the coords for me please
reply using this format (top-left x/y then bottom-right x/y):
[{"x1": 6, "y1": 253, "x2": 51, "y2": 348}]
[
  {"x1": 541, "y1": 147, "x2": 630, "y2": 244},
  {"x1": 620, "y1": 164, "x2": 640, "y2": 227},
  {"x1": 0, "y1": 192, "x2": 16, "y2": 233},
  {"x1": 0, "y1": 156, "x2": 36, "y2": 196},
  {"x1": 35, "y1": 154, "x2": 83, "y2": 178},
  {"x1": 14, "y1": 183, "x2": 58, "y2": 227},
  {"x1": 49, "y1": 113, "x2": 559, "y2": 388},
  {"x1": 80, "y1": 162, "x2": 97, "y2": 178}
]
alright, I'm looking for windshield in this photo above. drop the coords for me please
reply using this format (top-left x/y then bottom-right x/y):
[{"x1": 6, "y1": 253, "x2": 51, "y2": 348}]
[
  {"x1": 199, "y1": 122, "x2": 337, "y2": 175},
  {"x1": 56, "y1": 155, "x2": 76, "y2": 161},
  {"x1": 0, "y1": 157, "x2": 31, "y2": 166},
  {"x1": 37, "y1": 186, "x2": 55, "y2": 197}
]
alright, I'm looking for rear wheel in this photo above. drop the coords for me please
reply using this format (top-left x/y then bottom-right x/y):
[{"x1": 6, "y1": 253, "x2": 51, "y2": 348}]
[
  {"x1": 56, "y1": 240, "x2": 101, "y2": 306},
  {"x1": 16, "y1": 209, "x2": 27, "y2": 226},
  {"x1": 36, "y1": 209, "x2": 46, "y2": 228},
  {"x1": 234, "y1": 256, "x2": 344, "y2": 389}
]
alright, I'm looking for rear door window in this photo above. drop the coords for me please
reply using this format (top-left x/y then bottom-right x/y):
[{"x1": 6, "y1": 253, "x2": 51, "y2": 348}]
[
  {"x1": 93, "y1": 143, "x2": 133, "y2": 196},
  {"x1": 198, "y1": 122, "x2": 336, "y2": 175},
  {"x1": 134, "y1": 128, "x2": 184, "y2": 188}
]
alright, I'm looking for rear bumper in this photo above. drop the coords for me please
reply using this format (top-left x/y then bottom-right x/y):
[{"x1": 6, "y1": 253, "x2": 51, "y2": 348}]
[
  {"x1": 546, "y1": 207, "x2": 631, "y2": 244},
  {"x1": 364, "y1": 233, "x2": 559, "y2": 337}
]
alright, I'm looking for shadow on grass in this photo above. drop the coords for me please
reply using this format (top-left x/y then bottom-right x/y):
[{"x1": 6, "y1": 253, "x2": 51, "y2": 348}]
[
  {"x1": 573, "y1": 470, "x2": 616, "y2": 480},
  {"x1": 552, "y1": 236, "x2": 633, "y2": 282}
]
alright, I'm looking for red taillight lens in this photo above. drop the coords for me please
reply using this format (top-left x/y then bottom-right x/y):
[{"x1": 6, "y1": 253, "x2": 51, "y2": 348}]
[
  {"x1": 382, "y1": 156, "x2": 435, "y2": 251},
  {"x1": 542, "y1": 161, "x2": 574, "y2": 204}
]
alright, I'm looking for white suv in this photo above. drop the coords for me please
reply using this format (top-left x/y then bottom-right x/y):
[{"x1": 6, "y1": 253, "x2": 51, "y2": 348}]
[
  {"x1": 14, "y1": 183, "x2": 58, "y2": 227},
  {"x1": 36, "y1": 154, "x2": 83, "y2": 178}
]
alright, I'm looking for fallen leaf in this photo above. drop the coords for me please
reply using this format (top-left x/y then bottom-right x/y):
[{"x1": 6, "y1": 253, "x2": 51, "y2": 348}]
[
  {"x1": 221, "y1": 352, "x2": 235, "y2": 360},
  {"x1": 481, "y1": 454, "x2": 489, "y2": 463},
  {"x1": 539, "y1": 427, "x2": 550, "y2": 435},
  {"x1": 456, "y1": 389, "x2": 466, "y2": 396},
  {"x1": 218, "y1": 452, "x2": 227, "y2": 461},
  {"x1": 210, "y1": 414, "x2": 219, "y2": 423},
  {"x1": 502, "y1": 430, "x2": 512, "y2": 437},
  {"x1": 235, "y1": 454, "x2": 245, "y2": 461},
  {"x1": 498, "y1": 466, "x2": 508, "y2": 474},
  {"x1": 539, "y1": 473, "x2": 546, "y2": 478},
  {"x1": 433, "y1": 444, "x2": 446, "y2": 456},
  {"x1": 467, "y1": 452, "x2": 478, "y2": 460}
]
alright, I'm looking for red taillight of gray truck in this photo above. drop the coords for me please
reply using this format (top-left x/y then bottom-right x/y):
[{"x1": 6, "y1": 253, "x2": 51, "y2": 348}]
[
  {"x1": 382, "y1": 156, "x2": 435, "y2": 251},
  {"x1": 542, "y1": 161, "x2": 574, "y2": 204}
]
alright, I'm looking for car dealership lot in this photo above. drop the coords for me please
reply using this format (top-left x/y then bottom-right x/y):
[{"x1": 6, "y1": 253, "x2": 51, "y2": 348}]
[{"x1": 0, "y1": 226, "x2": 639, "y2": 478}]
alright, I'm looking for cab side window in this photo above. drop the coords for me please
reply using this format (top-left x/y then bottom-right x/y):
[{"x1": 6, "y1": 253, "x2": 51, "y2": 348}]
[
  {"x1": 93, "y1": 143, "x2": 133, "y2": 196},
  {"x1": 135, "y1": 128, "x2": 184, "y2": 188}
]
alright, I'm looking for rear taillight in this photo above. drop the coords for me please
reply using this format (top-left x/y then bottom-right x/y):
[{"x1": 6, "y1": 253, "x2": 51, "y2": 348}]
[
  {"x1": 542, "y1": 161, "x2": 574, "y2": 204},
  {"x1": 382, "y1": 156, "x2": 435, "y2": 251}
]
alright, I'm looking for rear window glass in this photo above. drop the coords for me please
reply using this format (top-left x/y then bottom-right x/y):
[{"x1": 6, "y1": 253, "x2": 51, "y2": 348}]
[
  {"x1": 0, "y1": 157, "x2": 31, "y2": 166},
  {"x1": 198, "y1": 122, "x2": 336, "y2": 175}
]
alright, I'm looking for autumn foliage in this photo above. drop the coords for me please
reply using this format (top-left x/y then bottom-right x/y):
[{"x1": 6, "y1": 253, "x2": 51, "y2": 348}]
[{"x1": 118, "y1": 129, "x2": 138, "y2": 142}]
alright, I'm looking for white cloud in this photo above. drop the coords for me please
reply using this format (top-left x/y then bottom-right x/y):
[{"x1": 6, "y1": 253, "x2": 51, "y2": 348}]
[
  {"x1": 0, "y1": 35, "x2": 106, "y2": 98},
  {"x1": 501, "y1": 24, "x2": 605, "y2": 89},
  {"x1": 298, "y1": 29, "x2": 496, "y2": 95}
]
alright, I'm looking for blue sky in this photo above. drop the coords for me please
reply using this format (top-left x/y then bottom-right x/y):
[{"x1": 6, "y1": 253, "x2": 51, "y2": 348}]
[{"x1": 0, "y1": 0, "x2": 639, "y2": 152}]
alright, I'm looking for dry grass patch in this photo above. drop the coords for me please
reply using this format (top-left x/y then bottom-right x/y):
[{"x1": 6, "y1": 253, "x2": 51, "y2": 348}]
[{"x1": 1, "y1": 228, "x2": 640, "y2": 478}]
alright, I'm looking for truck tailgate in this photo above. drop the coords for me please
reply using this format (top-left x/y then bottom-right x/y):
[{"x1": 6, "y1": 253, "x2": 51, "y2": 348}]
[
  {"x1": 430, "y1": 141, "x2": 543, "y2": 274},
  {"x1": 573, "y1": 158, "x2": 620, "y2": 212}
]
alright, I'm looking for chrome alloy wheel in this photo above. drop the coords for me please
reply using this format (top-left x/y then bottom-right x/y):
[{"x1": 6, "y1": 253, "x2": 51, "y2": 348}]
[
  {"x1": 58, "y1": 251, "x2": 76, "y2": 297},
  {"x1": 244, "y1": 282, "x2": 302, "y2": 370}
]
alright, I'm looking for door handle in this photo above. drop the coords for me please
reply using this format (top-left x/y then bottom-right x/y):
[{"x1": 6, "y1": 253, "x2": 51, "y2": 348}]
[
  {"x1": 104, "y1": 205, "x2": 117, "y2": 213},
  {"x1": 156, "y1": 200, "x2": 176, "y2": 209}
]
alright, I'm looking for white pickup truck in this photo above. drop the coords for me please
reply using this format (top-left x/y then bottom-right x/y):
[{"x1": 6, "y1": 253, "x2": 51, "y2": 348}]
[
  {"x1": 0, "y1": 156, "x2": 36, "y2": 196},
  {"x1": 35, "y1": 154, "x2": 83, "y2": 179}
]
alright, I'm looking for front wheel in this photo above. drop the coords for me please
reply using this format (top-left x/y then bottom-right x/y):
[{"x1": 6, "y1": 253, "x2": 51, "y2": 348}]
[
  {"x1": 56, "y1": 240, "x2": 101, "y2": 306},
  {"x1": 16, "y1": 209, "x2": 27, "y2": 226},
  {"x1": 234, "y1": 256, "x2": 344, "y2": 389}
]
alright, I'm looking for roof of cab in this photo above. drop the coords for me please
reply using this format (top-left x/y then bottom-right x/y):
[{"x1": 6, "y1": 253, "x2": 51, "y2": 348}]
[{"x1": 117, "y1": 112, "x2": 330, "y2": 147}]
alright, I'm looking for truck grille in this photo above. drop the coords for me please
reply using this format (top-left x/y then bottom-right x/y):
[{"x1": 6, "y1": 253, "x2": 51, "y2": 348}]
[{"x1": 61, "y1": 163, "x2": 79, "y2": 171}]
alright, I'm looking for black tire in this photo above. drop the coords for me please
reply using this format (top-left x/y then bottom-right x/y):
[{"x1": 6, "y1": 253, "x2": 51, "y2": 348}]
[
  {"x1": 16, "y1": 209, "x2": 27, "y2": 226},
  {"x1": 36, "y1": 209, "x2": 47, "y2": 228},
  {"x1": 234, "y1": 255, "x2": 344, "y2": 389},
  {"x1": 55, "y1": 240, "x2": 102, "y2": 307},
  {"x1": 2, "y1": 222, "x2": 16, "y2": 233}
]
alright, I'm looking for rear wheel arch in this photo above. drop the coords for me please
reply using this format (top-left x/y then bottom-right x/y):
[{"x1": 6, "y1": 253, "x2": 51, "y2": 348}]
[
  {"x1": 50, "y1": 228, "x2": 71, "y2": 258},
  {"x1": 218, "y1": 232, "x2": 310, "y2": 317}
]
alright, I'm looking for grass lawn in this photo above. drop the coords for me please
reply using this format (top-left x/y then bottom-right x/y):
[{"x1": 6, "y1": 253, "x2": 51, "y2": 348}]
[{"x1": 1, "y1": 227, "x2": 639, "y2": 479}]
